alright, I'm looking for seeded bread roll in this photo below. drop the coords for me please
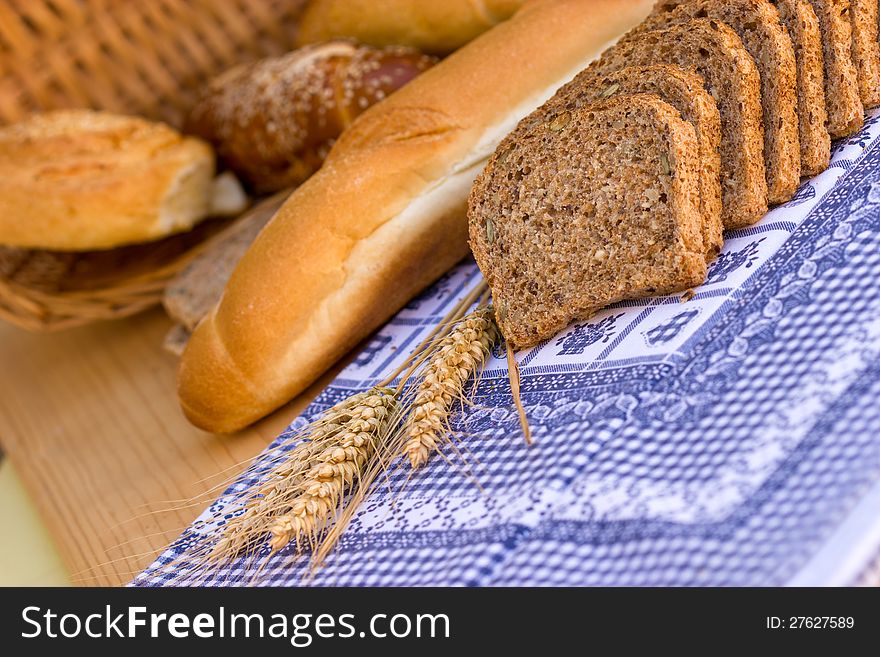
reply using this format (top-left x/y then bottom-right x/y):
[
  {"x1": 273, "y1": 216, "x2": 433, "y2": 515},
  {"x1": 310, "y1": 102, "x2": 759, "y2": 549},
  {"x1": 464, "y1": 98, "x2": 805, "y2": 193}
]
[
  {"x1": 585, "y1": 19, "x2": 767, "y2": 229},
  {"x1": 769, "y1": 0, "x2": 831, "y2": 174},
  {"x1": 177, "y1": 0, "x2": 657, "y2": 433},
  {"x1": 0, "y1": 110, "x2": 215, "y2": 251},
  {"x1": 469, "y1": 94, "x2": 707, "y2": 349},
  {"x1": 807, "y1": 0, "x2": 864, "y2": 137},
  {"x1": 185, "y1": 41, "x2": 436, "y2": 194},
  {"x1": 635, "y1": 1, "x2": 799, "y2": 204},
  {"x1": 296, "y1": 0, "x2": 525, "y2": 55},
  {"x1": 850, "y1": 0, "x2": 880, "y2": 107},
  {"x1": 533, "y1": 64, "x2": 722, "y2": 259}
]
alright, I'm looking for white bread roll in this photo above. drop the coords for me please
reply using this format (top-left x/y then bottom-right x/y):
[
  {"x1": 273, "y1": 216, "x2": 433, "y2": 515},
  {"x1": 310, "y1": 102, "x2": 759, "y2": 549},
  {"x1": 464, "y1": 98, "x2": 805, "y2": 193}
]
[
  {"x1": 296, "y1": 0, "x2": 526, "y2": 55},
  {"x1": 0, "y1": 110, "x2": 215, "y2": 251},
  {"x1": 179, "y1": 0, "x2": 655, "y2": 433}
]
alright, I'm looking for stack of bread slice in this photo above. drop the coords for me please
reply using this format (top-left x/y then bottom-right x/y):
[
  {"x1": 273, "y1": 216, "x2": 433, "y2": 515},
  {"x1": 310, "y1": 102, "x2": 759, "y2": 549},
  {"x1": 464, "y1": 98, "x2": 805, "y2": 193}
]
[{"x1": 469, "y1": 0, "x2": 880, "y2": 349}]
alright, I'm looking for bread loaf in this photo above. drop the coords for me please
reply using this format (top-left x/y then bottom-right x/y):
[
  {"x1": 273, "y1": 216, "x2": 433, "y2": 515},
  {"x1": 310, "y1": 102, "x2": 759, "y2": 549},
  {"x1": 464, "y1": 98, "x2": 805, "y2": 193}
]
[
  {"x1": 769, "y1": 0, "x2": 831, "y2": 175},
  {"x1": 296, "y1": 0, "x2": 525, "y2": 55},
  {"x1": 584, "y1": 19, "x2": 767, "y2": 229},
  {"x1": 807, "y1": 0, "x2": 864, "y2": 137},
  {"x1": 638, "y1": 1, "x2": 799, "y2": 203},
  {"x1": 177, "y1": 0, "x2": 656, "y2": 433},
  {"x1": 535, "y1": 64, "x2": 723, "y2": 259},
  {"x1": 0, "y1": 110, "x2": 215, "y2": 251},
  {"x1": 469, "y1": 94, "x2": 707, "y2": 349},
  {"x1": 185, "y1": 41, "x2": 436, "y2": 194}
]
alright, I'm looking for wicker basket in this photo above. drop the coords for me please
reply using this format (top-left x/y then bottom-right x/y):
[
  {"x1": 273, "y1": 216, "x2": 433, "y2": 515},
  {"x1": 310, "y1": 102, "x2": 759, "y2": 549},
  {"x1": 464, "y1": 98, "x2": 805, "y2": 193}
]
[{"x1": 0, "y1": 0, "x2": 307, "y2": 331}]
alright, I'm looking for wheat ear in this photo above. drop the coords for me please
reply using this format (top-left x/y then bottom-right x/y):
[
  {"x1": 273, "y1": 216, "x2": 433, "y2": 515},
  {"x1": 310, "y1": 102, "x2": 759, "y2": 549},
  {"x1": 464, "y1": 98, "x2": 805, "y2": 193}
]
[
  {"x1": 403, "y1": 306, "x2": 500, "y2": 468},
  {"x1": 266, "y1": 387, "x2": 398, "y2": 553},
  {"x1": 206, "y1": 387, "x2": 398, "y2": 563}
]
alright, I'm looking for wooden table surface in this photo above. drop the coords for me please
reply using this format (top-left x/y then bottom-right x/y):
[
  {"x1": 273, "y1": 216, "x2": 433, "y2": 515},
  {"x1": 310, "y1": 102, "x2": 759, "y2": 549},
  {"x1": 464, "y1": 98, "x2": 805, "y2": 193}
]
[{"x1": 0, "y1": 308, "x2": 341, "y2": 586}]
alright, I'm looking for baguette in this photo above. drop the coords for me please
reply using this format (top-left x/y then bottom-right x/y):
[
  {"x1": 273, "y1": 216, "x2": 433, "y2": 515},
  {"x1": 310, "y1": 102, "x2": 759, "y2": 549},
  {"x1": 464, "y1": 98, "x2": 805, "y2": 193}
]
[
  {"x1": 296, "y1": 0, "x2": 526, "y2": 55},
  {"x1": 178, "y1": 0, "x2": 655, "y2": 433},
  {"x1": 164, "y1": 191, "x2": 291, "y2": 333}
]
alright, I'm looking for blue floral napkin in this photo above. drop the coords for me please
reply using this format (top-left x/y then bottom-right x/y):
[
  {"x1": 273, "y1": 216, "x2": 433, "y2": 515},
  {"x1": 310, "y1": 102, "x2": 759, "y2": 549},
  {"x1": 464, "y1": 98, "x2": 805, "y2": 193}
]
[{"x1": 136, "y1": 112, "x2": 880, "y2": 587}]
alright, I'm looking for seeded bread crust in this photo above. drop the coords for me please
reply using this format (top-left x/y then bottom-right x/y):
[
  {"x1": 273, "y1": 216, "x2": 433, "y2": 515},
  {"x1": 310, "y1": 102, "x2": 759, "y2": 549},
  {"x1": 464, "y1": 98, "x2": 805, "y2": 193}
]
[
  {"x1": 585, "y1": 19, "x2": 767, "y2": 229},
  {"x1": 769, "y1": 0, "x2": 831, "y2": 174},
  {"x1": 850, "y1": 0, "x2": 880, "y2": 107},
  {"x1": 807, "y1": 0, "x2": 864, "y2": 136},
  {"x1": 185, "y1": 42, "x2": 436, "y2": 194},
  {"x1": 533, "y1": 64, "x2": 722, "y2": 260},
  {"x1": 638, "y1": 0, "x2": 800, "y2": 204},
  {"x1": 469, "y1": 94, "x2": 707, "y2": 349}
]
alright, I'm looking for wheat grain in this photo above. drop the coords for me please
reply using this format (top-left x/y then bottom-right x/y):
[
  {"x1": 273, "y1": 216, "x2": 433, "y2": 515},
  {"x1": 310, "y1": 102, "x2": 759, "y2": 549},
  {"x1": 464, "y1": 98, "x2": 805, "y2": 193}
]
[{"x1": 403, "y1": 306, "x2": 500, "y2": 468}]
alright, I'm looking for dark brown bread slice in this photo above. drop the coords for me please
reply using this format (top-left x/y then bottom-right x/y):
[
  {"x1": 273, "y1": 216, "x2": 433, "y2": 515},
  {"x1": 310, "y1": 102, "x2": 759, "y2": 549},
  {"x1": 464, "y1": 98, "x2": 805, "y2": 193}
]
[
  {"x1": 769, "y1": 0, "x2": 831, "y2": 174},
  {"x1": 468, "y1": 94, "x2": 707, "y2": 349},
  {"x1": 535, "y1": 64, "x2": 722, "y2": 260},
  {"x1": 851, "y1": 0, "x2": 880, "y2": 106},
  {"x1": 636, "y1": 0, "x2": 799, "y2": 203},
  {"x1": 808, "y1": 0, "x2": 864, "y2": 136},
  {"x1": 584, "y1": 19, "x2": 767, "y2": 229}
]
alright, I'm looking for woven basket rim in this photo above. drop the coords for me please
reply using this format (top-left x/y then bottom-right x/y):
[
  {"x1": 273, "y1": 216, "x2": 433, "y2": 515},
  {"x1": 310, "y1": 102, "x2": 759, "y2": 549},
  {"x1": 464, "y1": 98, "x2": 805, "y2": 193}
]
[{"x1": 0, "y1": 215, "x2": 239, "y2": 331}]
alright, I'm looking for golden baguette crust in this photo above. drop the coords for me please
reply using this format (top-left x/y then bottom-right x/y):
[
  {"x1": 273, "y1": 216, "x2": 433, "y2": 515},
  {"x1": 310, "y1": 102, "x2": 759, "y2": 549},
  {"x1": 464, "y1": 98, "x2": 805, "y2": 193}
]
[
  {"x1": 0, "y1": 110, "x2": 215, "y2": 251},
  {"x1": 178, "y1": 0, "x2": 656, "y2": 433},
  {"x1": 296, "y1": 0, "x2": 526, "y2": 55}
]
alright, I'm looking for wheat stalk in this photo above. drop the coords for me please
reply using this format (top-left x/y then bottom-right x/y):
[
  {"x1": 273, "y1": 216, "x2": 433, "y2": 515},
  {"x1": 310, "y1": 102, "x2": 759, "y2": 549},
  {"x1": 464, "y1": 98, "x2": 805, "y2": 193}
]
[
  {"x1": 403, "y1": 306, "x2": 500, "y2": 468},
  {"x1": 159, "y1": 285, "x2": 518, "y2": 583}
]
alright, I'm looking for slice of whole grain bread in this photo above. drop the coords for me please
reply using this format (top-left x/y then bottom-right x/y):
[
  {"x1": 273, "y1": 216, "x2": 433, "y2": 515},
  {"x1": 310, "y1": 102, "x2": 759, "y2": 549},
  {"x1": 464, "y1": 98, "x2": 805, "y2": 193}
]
[
  {"x1": 807, "y1": 0, "x2": 865, "y2": 136},
  {"x1": 850, "y1": 0, "x2": 880, "y2": 107},
  {"x1": 468, "y1": 94, "x2": 707, "y2": 349},
  {"x1": 584, "y1": 19, "x2": 767, "y2": 229},
  {"x1": 635, "y1": 0, "x2": 800, "y2": 203},
  {"x1": 769, "y1": 0, "x2": 831, "y2": 174},
  {"x1": 533, "y1": 64, "x2": 722, "y2": 260}
]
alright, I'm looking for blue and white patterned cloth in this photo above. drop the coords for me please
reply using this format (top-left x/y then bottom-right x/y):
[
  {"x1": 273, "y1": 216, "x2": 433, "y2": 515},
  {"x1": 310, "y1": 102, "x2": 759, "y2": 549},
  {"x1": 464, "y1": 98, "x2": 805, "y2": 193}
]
[{"x1": 136, "y1": 112, "x2": 880, "y2": 587}]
